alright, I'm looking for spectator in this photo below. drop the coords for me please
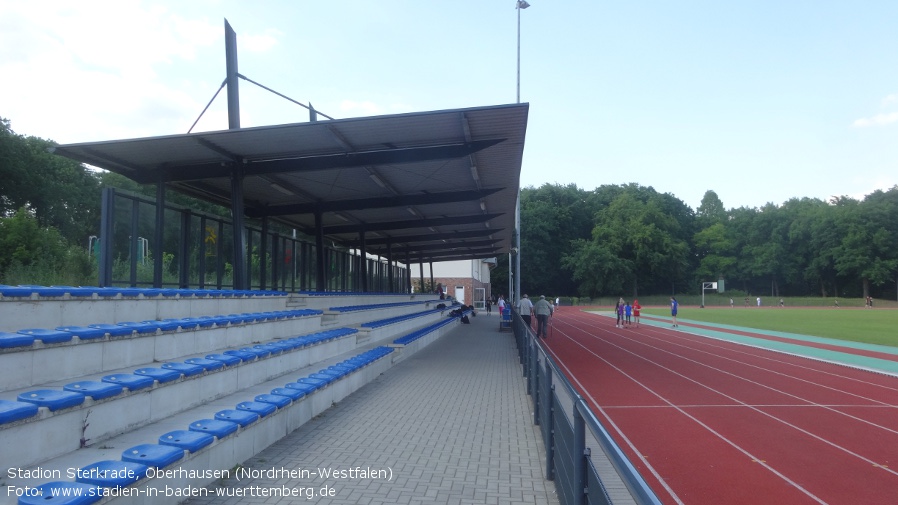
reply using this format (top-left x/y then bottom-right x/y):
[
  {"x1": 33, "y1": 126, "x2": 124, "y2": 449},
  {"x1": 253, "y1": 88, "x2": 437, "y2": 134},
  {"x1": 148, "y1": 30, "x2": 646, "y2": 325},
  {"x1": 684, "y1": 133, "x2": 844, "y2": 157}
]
[
  {"x1": 518, "y1": 294, "x2": 534, "y2": 328},
  {"x1": 671, "y1": 296, "x2": 679, "y2": 328},
  {"x1": 534, "y1": 295, "x2": 554, "y2": 338}
]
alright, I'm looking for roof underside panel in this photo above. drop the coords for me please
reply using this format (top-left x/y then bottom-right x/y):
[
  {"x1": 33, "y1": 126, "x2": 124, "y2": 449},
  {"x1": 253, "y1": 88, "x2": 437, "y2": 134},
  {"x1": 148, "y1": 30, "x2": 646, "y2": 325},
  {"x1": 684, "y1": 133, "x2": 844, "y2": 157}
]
[{"x1": 52, "y1": 103, "x2": 528, "y2": 264}]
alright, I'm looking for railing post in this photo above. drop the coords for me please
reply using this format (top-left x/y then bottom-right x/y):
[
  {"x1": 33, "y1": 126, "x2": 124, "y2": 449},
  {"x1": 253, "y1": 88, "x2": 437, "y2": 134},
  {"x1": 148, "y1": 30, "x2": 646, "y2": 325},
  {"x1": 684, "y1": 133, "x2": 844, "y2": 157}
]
[
  {"x1": 545, "y1": 382, "x2": 555, "y2": 481},
  {"x1": 533, "y1": 354, "x2": 540, "y2": 426},
  {"x1": 573, "y1": 399, "x2": 586, "y2": 505}
]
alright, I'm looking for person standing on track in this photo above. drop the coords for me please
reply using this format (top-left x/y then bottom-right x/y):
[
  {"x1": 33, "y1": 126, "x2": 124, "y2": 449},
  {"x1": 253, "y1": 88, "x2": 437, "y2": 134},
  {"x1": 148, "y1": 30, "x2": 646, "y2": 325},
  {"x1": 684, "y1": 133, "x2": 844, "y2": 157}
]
[
  {"x1": 615, "y1": 299, "x2": 624, "y2": 328},
  {"x1": 624, "y1": 301, "x2": 632, "y2": 327},
  {"x1": 632, "y1": 299, "x2": 641, "y2": 327},
  {"x1": 534, "y1": 295, "x2": 553, "y2": 338},
  {"x1": 670, "y1": 296, "x2": 679, "y2": 328}
]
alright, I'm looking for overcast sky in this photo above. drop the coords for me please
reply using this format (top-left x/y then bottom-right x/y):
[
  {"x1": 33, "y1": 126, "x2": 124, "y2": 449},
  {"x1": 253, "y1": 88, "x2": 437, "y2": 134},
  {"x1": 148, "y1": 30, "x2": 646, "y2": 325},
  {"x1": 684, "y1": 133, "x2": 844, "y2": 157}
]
[{"x1": 2, "y1": 0, "x2": 897, "y2": 210}]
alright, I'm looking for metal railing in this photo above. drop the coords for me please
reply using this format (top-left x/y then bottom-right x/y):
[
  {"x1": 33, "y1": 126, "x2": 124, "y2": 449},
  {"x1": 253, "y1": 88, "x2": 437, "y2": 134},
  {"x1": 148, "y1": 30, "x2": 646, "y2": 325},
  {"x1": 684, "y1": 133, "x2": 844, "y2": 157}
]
[{"x1": 512, "y1": 310, "x2": 662, "y2": 505}]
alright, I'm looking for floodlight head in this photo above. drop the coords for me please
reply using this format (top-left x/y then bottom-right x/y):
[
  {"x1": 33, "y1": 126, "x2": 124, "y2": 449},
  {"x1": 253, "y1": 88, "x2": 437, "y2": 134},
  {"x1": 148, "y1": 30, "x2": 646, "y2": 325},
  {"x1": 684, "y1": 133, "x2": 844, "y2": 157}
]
[{"x1": 517, "y1": 1, "x2": 530, "y2": 9}]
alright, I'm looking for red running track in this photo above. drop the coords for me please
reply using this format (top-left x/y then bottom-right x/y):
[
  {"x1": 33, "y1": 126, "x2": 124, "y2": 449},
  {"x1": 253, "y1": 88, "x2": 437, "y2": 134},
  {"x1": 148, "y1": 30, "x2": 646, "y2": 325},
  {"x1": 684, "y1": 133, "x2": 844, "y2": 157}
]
[{"x1": 543, "y1": 309, "x2": 898, "y2": 505}]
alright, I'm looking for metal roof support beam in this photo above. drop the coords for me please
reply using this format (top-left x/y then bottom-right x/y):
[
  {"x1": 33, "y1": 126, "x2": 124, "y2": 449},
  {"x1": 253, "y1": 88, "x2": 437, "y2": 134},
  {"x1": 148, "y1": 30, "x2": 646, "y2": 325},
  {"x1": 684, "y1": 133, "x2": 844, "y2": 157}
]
[
  {"x1": 260, "y1": 216, "x2": 269, "y2": 290},
  {"x1": 324, "y1": 213, "x2": 502, "y2": 235},
  {"x1": 178, "y1": 209, "x2": 191, "y2": 288},
  {"x1": 418, "y1": 261, "x2": 424, "y2": 294},
  {"x1": 153, "y1": 182, "x2": 165, "y2": 288},
  {"x1": 429, "y1": 262, "x2": 434, "y2": 295},
  {"x1": 386, "y1": 239, "x2": 394, "y2": 293},
  {"x1": 225, "y1": 20, "x2": 240, "y2": 129},
  {"x1": 230, "y1": 168, "x2": 248, "y2": 289},
  {"x1": 359, "y1": 229, "x2": 368, "y2": 293},
  {"x1": 344, "y1": 229, "x2": 503, "y2": 248},
  {"x1": 98, "y1": 188, "x2": 115, "y2": 287},
  {"x1": 247, "y1": 188, "x2": 502, "y2": 218},
  {"x1": 314, "y1": 208, "x2": 326, "y2": 292},
  {"x1": 405, "y1": 250, "x2": 412, "y2": 293},
  {"x1": 154, "y1": 139, "x2": 505, "y2": 183}
]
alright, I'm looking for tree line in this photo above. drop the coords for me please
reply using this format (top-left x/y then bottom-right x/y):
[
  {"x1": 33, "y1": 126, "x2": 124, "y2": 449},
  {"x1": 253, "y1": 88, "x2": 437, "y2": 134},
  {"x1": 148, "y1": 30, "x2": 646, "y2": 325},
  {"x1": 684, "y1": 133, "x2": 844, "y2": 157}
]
[
  {"x1": 492, "y1": 182, "x2": 898, "y2": 301},
  {"x1": 0, "y1": 118, "x2": 226, "y2": 284}
]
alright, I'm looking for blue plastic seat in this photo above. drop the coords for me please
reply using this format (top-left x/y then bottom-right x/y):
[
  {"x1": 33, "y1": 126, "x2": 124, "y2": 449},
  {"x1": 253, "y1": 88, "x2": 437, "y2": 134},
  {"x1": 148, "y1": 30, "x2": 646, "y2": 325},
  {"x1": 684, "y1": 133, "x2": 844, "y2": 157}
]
[
  {"x1": 180, "y1": 316, "x2": 207, "y2": 327},
  {"x1": 270, "y1": 340, "x2": 296, "y2": 352},
  {"x1": 102, "y1": 374, "x2": 155, "y2": 391},
  {"x1": 0, "y1": 331, "x2": 36, "y2": 348},
  {"x1": 25, "y1": 285, "x2": 69, "y2": 297},
  {"x1": 294, "y1": 377, "x2": 328, "y2": 391},
  {"x1": 18, "y1": 328, "x2": 74, "y2": 344},
  {"x1": 121, "y1": 443, "x2": 184, "y2": 468},
  {"x1": 0, "y1": 285, "x2": 36, "y2": 297},
  {"x1": 236, "y1": 401, "x2": 277, "y2": 417},
  {"x1": 214, "y1": 409, "x2": 259, "y2": 427},
  {"x1": 16, "y1": 481, "x2": 102, "y2": 504},
  {"x1": 161, "y1": 362, "x2": 205, "y2": 377},
  {"x1": 0, "y1": 399, "x2": 39, "y2": 424},
  {"x1": 310, "y1": 372, "x2": 338, "y2": 383},
  {"x1": 134, "y1": 367, "x2": 182, "y2": 383},
  {"x1": 223, "y1": 349, "x2": 257, "y2": 362},
  {"x1": 254, "y1": 394, "x2": 292, "y2": 408},
  {"x1": 147, "y1": 319, "x2": 183, "y2": 332},
  {"x1": 224, "y1": 314, "x2": 250, "y2": 325},
  {"x1": 254, "y1": 344, "x2": 282, "y2": 356},
  {"x1": 184, "y1": 358, "x2": 225, "y2": 371},
  {"x1": 239, "y1": 346, "x2": 269, "y2": 359},
  {"x1": 75, "y1": 460, "x2": 149, "y2": 487},
  {"x1": 270, "y1": 387, "x2": 307, "y2": 400},
  {"x1": 88, "y1": 323, "x2": 133, "y2": 337},
  {"x1": 168, "y1": 317, "x2": 202, "y2": 329},
  {"x1": 158, "y1": 430, "x2": 215, "y2": 453},
  {"x1": 205, "y1": 353, "x2": 242, "y2": 366},
  {"x1": 18, "y1": 389, "x2": 85, "y2": 411},
  {"x1": 64, "y1": 381, "x2": 124, "y2": 400},
  {"x1": 55, "y1": 326, "x2": 106, "y2": 340},
  {"x1": 117, "y1": 321, "x2": 159, "y2": 334},
  {"x1": 51, "y1": 285, "x2": 99, "y2": 297},
  {"x1": 110, "y1": 287, "x2": 143, "y2": 297},
  {"x1": 189, "y1": 418, "x2": 239, "y2": 439}
]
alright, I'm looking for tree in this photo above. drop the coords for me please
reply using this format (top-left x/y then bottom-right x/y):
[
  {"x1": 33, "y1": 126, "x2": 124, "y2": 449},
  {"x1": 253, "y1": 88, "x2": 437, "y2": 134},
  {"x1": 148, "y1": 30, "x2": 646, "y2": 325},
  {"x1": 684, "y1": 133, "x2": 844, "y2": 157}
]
[
  {"x1": 832, "y1": 189, "x2": 898, "y2": 298},
  {"x1": 561, "y1": 185, "x2": 690, "y2": 297},
  {"x1": 0, "y1": 118, "x2": 102, "y2": 243},
  {"x1": 520, "y1": 183, "x2": 598, "y2": 297}
]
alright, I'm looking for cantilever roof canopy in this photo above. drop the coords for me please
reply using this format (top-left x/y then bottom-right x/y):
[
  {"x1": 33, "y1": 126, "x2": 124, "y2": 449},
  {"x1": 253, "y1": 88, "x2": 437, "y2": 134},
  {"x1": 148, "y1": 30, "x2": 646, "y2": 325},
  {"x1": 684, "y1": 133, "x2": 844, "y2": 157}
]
[{"x1": 53, "y1": 103, "x2": 529, "y2": 265}]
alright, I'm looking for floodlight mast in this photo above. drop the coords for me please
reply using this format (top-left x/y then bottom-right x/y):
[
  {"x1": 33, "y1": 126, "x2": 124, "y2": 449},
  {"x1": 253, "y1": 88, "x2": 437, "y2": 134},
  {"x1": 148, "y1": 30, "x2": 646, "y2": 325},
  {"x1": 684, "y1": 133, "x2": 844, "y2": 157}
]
[{"x1": 513, "y1": 0, "x2": 529, "y2": 306}]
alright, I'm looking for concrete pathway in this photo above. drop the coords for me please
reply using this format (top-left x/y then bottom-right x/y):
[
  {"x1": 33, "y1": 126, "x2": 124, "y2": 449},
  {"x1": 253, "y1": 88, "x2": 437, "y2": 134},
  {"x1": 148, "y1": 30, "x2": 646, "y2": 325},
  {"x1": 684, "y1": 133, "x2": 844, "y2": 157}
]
[{"x1": 186, "y1": 311, "x2": 559, "y2": 505}]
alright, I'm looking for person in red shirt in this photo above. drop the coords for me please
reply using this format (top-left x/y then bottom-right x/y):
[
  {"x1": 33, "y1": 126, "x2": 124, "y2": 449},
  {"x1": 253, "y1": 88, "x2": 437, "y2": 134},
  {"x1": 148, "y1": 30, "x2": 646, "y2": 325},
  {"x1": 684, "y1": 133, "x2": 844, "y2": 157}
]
[{"x1": 632, "y1": 299, "x2": 641, "y2": 327}]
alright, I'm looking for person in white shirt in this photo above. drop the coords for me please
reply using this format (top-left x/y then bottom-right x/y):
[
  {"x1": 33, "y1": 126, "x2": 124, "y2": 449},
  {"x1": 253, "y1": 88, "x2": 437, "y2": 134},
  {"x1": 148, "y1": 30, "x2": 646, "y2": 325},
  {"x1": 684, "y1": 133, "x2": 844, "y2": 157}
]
[{"x1": 518, "y1": 294, "x2": 534, "y2": 328}]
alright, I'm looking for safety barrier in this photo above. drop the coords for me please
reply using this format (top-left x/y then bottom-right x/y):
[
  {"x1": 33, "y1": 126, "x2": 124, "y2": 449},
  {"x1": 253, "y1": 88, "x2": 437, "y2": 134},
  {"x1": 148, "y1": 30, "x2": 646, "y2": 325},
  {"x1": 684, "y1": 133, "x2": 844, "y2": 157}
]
[{"x1": 510, "y1": 310, "x2": 662, "y2": 505}]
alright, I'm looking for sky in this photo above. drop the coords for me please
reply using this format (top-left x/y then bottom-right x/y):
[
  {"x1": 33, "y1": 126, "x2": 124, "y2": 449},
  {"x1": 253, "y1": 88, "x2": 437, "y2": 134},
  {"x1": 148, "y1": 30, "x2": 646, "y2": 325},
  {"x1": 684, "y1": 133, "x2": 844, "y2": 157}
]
[{"x1": 2, "y1": 0, "x2": 898, "y2": 211}]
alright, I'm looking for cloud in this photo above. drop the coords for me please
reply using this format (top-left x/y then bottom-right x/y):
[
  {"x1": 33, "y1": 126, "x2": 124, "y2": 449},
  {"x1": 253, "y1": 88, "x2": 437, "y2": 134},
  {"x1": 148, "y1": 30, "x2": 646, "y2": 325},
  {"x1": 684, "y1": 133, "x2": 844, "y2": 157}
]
[
  {"x1": 852, "y1": 92, "x2": 898, "y2": 128},
  {"x1": 0, "y1": 1, "x2": 223, "y2": 142},
  {"x1": 239, "y1": 29, "x2": 281, "y2": 53},
  {"x1": 851, "y1": 111, "x2": 898, "y2": 128}
]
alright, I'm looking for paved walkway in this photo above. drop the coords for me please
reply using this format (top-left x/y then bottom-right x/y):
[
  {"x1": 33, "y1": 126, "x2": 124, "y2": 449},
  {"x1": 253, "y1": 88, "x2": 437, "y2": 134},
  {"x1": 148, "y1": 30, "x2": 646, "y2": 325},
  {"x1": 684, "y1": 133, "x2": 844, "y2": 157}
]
[{"x1": 186, "y1": 312, "x2": 559, "y2": 505}]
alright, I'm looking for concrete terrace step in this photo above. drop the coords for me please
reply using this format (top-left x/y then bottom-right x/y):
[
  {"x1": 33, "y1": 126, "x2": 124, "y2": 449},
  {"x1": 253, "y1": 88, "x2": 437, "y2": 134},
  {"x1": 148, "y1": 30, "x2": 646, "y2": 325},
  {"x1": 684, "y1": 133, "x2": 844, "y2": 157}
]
[
  {"x1": 1, "y1": 319, "x2": 461, "y2": 505},
  {"x1": 0, "y1": 311, "x2": 324, "y2": 390},
  {"x1": 0, "y1": 328, "x2": 360, "y2": 470}
]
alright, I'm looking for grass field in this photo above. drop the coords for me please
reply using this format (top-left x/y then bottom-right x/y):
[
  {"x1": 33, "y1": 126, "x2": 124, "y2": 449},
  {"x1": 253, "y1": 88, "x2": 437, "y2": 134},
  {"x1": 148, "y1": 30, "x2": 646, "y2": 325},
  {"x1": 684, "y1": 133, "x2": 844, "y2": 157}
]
[{"x1": 636, "y1": 306, "x2": 898, "y2": 348}]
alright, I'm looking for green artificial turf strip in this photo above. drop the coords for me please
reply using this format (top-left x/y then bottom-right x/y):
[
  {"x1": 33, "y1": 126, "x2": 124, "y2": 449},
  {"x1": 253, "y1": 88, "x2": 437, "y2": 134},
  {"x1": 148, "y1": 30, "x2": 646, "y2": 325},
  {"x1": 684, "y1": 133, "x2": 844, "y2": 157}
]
[{"x1": 639, "y1": 307, "x2": 898, "y2": 348}]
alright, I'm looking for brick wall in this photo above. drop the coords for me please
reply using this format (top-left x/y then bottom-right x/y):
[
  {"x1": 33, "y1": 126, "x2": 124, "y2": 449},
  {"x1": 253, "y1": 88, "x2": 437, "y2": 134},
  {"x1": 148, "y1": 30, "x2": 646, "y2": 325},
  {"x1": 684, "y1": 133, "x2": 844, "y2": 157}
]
[{"x1": 435, "y1": 277, "x2": 491, "y2": 306}]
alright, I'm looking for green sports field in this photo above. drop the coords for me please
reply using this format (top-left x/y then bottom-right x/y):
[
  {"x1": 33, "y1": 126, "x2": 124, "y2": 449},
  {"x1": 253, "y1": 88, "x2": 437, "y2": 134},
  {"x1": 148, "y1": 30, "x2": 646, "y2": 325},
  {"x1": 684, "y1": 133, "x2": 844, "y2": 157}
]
[{"x1": 638, "y1": 307, "x2": 898, "y2": 348}]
